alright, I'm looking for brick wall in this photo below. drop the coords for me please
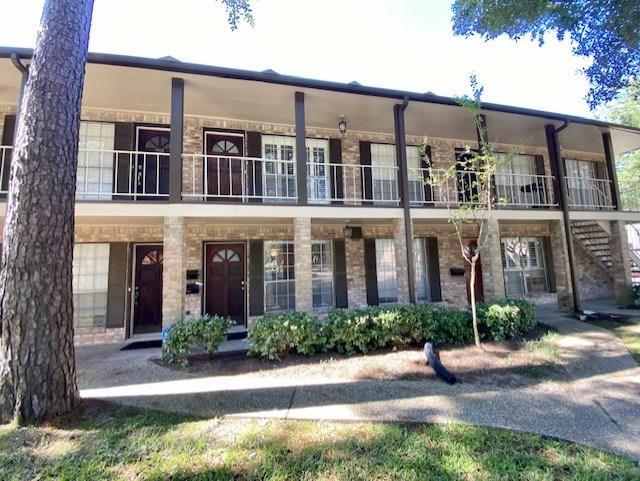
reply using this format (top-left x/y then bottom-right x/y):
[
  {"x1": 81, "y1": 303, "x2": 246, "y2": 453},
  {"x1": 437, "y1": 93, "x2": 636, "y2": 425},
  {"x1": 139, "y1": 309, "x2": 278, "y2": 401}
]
[{"x1": 573, "y1": 239, "x2": 614, "y2": 301}]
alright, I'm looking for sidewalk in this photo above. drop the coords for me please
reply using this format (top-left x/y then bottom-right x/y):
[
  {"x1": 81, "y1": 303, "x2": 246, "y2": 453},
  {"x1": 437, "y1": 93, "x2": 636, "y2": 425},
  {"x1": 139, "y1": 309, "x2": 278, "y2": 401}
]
[{"x1": 78, "y1": 307, "x2": 640, "y2": 462}]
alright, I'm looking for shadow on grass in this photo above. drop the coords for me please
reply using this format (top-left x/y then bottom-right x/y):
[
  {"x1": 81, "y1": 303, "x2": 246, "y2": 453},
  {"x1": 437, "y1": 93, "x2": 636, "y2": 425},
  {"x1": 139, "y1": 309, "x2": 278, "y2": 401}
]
[{"x1": 2, "y1": 400, "x2": 638, "y2": 481}]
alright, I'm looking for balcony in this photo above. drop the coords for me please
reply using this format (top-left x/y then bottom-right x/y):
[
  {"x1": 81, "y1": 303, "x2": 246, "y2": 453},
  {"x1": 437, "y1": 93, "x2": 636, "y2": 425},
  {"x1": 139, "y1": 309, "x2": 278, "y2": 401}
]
[
  {"x1": 408, "y1": 169, "x2": 557, "y2": 209},
  {"x1": 565, "y1": 177, "x2": 614, "y2": 210}
]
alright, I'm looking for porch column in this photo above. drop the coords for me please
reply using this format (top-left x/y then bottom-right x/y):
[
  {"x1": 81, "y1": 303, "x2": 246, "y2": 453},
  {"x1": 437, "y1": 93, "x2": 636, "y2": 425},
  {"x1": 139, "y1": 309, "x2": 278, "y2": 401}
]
[
  {"x1": 609, "y1": 220, "x2": 633, "y2": 305},
  {"x1": 549, "y1": 219, "x2": 575, "y2": 311},
  {"x1": 602, "y1": 132, "x2": 621, "y2": 209},
  {"x1": 169, "y1": 77, "x2": 184, "y2": 203},
  {"x1": 295, "y1": 92, "x2": 308, "y2": 205},
  {"x1": 394, "y1": 101, "x2": 416, "y2": 303},
  {"x1": 392, "y1": 217, "x2": 410, "y2": 304},
  {"x1": 162, "y1": 216, "x2": 187, "y2": 328},
  {"x1": 480, "y1": 217, "x2": 505, "y2": 300},
  {"x1": 294, "y1": 217, "x2": 312, "y2": 311}
]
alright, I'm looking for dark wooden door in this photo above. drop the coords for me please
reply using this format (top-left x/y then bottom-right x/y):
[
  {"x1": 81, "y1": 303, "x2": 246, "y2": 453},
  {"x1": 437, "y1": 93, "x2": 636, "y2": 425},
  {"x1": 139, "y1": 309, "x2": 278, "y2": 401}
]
[
  {"x1": 133, "y1": 244, "x2": 163, "y2": 334},
  {"x1": 205, "y1": 132, "x2": 244, "y2": 201},
  {"x1": 136, "y1": 127, "x2": 170, "y2": 199},
  {"x1": 205, "y1": 243, "x2": 245, "y2": 325},
  {"x1": 466, "y1": 240, "x2": 485, "y2": 303}
]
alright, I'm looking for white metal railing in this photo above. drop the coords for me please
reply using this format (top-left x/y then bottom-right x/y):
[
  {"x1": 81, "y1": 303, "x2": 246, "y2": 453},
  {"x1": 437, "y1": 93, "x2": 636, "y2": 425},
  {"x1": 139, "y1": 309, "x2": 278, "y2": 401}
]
[
  {"x1": 565, "y1": 176, "x2": 614, "y2": 210},
  {"x1": 0, "y1": 147, "x2": 170, "y2": 200},
  {"x1": 76, "y1": 149, "x2": 169, "y2": 200},
  {"x1": 408, "y1": 168, "x2": 557, "y2": 208},
  {"x1": 307, "y1": 163, "x2": 400, "y2": 205},
  {"x1": 182, "y1": 154, "x2": 297, "y2": 202}
]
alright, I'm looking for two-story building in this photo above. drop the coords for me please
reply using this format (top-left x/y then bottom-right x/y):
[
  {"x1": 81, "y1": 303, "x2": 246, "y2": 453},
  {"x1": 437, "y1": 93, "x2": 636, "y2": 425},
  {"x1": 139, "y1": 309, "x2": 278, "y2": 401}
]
[{"x1": 1, "y1": 47, "x2": 639, "y2": 344}]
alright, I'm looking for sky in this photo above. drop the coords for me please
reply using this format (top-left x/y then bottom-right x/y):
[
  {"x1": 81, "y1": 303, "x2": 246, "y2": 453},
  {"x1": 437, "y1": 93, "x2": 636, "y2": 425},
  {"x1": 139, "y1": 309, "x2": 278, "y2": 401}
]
[{"x1": 0, "y1": 0, "x2": 595, "y2": 118}]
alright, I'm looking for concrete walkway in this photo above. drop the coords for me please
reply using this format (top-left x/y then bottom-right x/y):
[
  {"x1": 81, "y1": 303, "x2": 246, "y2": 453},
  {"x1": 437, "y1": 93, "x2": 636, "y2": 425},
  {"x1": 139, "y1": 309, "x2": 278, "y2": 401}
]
[{"x1": 78, "y1": 307, "x2": 640, "y2": 462}]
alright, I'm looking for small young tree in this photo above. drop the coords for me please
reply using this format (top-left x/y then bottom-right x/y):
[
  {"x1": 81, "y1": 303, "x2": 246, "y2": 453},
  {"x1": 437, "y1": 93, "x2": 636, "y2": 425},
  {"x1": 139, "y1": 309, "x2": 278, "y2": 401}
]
[{"x1": 422, "y1": 77, "x2": 505, "y2": 347}]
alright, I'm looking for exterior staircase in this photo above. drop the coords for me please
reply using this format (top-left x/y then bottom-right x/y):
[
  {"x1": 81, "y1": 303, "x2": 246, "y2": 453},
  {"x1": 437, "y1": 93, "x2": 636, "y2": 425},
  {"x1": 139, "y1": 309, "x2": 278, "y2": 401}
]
[
  {"x1": 570, "y1": 221, "x2": 640, "y2": 284},
  {"x1": 570, "y1": 220, "x2": 613, "y2": 271}
]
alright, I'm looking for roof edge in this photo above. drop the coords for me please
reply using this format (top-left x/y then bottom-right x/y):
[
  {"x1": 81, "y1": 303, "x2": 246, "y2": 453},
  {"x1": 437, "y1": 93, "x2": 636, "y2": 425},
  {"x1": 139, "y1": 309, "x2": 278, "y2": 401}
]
[{"x1": 2, "y1": 46, "x2": 640, "y2": 135}]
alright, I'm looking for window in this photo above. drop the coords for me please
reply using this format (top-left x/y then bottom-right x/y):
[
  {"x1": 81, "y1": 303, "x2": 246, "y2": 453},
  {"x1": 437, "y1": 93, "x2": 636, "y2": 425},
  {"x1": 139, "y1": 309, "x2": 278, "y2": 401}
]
[
  {"x1": 407, "y1": 146, "x2": 427, "y2": 204},
  {"x1": 77, "y1": 121, "x2": 115, "y2": 200},
  {"x1": 495, "y1": 154, "x2": 538, "y2": 205},
  {"x1": 375, "y1": 239, "x2": 397, "y2": 303},
  {"x1": 306, "y1": 138, "x2": 330, "y2": 203},
  {"x1": 262, "y1": 135, "x2": 297, "y2": 201},
  {"x1": 264, "y1": 241, "x2": 295, "y2": 312},
  {"x1": 500, "y1": 237, "x2": 549, "y2": 296},
  {"x1": 73, "y1": 243, "x2": 110, "y2": 329},
  {"x1": 414, "y1": 238, "x2": 430, "y2": 302},
  {"x1": 312, "y1": 240, "x2": 333, "y2": 308},
  {"x1": 370, "y1": 144, "x2": 399, "y2": 202},
  {"x1": 565, "y1": 159, "x2": 604, "y2": 207}
]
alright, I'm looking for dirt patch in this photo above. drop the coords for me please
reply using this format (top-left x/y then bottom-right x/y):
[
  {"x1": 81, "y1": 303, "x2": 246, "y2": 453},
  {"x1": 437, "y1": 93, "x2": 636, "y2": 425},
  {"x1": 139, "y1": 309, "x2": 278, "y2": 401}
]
[{"x1": 157, "y1": 325, "x2": 567, "y2": 388}]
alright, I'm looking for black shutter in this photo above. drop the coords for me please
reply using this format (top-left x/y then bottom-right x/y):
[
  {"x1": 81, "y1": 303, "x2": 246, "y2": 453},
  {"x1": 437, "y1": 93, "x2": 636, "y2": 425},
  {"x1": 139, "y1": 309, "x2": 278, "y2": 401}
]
[
  {"x1": 360, "y1": 141, "x2": 372, "y2": 202},
  {"x1": 421, "y1": 145, "x2": 432, "y2": 203},
  {"x1": 113, "y1": 122, "x2": 134, "y2": 200},
  {"x1": 1, "y1": 115, "x2": 16, "y2": 194},
  {"x1": 246, "y1": 131, "x2": 262, "y2": 202},
  {"x1": 543, "y1": 236, "x2": 556, "y2": 293},
  {"x1": 249, "y1": 240, "x2": 264, "y2": 316},
  {"x1": 329, "y1": 138, "x2": 343, "y2": 205},
  {"x1": 363, "y1": 238, "x2": 379, "y2": 306},
  {"x1": 333, "y1": 239, "x2": 348, "y2": 308},
  {"x1": 425, "y1": 237, "x2": 442, "y2": 302},
  {"x1": 106, "y1": 242, "x2": 128, "y2": 329}
]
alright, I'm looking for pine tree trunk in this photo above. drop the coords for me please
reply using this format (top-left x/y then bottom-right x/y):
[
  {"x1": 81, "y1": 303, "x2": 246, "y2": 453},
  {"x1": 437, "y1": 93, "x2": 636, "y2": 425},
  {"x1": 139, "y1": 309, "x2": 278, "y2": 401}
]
[{"x1": 0, "y1": 0, "x2": 94, "y2": 423}]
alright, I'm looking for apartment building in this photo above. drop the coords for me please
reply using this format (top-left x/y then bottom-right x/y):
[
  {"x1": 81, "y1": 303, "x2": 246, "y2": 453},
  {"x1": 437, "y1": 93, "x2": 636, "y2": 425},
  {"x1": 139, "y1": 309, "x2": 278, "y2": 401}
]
[{"x1": 1, "y1": 47, "x2": 639, "y2": 344}]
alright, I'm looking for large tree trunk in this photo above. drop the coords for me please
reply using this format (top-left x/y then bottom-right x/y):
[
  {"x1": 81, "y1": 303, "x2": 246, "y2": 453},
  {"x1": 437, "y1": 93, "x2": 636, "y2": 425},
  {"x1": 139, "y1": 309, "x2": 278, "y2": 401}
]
[{"x1": 0, "y1": 0, "x2": 94, "y2": 424}]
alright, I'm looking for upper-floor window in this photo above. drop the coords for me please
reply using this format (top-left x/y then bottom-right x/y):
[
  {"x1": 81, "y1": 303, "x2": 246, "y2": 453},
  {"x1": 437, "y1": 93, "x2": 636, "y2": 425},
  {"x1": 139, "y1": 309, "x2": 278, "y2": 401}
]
[
  {"x1": 370, "y1": 144, "x2": 399, "y2": 202},
  {"x1": 495, "y1": 153, "x2": 538, "y2": 205},
  {"x1": 565, "y1": 159, "x2": 607, "y2": 207},
  {"x1": 77, "y1": 121, "x2": 115, "y2": 200}
]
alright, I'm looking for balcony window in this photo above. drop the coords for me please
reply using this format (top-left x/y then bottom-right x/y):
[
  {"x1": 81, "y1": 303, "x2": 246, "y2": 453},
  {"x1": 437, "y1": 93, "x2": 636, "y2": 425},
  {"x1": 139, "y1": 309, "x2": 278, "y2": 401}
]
[
  {"x1": 565, "y1": 159, "x2": 607, "y2": 207},
  {"x1": 501, "y1": 236, "x2": 549, "y2": 296},
  {"x1": 407, "y1": 146, "x2": 426, "y2": 204},
  {"x1": 77, "y1": 121, "x2": 115, "y2": 200},
  {"x1": 306, "y1": 138, "x2": 330, "y2": 203},
  {"x1": 312, "y1": 240, "x2": 333, "y2": 308},
  {"x1": 263, "y1": 135, "x2": 296, "y2": 201},
  {"x1": 264, "y1": 240, "x2": 295, "y2": 312},
  {"x1": 495, "y1": 154, "x2": 539, "y2": 206},
  {"x1": 375, "y1": 239, "x2": 397, "y2": 303},
  {"x1": 370, "y1": 144, "x2": 399, "y2": 203},
  {"x1": 73, "y1": 243, "x2": 110, "y2": 329}
]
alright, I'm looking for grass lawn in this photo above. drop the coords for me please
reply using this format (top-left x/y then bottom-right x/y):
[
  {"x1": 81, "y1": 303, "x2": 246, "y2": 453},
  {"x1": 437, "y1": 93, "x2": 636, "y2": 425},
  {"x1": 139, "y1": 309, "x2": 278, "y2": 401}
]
[
  {"x1": 1, "y1": 401, "x2": 638, "y2": 481},
  {"x1": 585, "y1": 317, "x2": 640, "y2": 364}
]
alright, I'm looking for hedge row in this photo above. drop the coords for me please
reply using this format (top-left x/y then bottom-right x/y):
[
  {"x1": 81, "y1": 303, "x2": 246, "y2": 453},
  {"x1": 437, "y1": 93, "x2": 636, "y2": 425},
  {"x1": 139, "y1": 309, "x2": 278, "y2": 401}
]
[
  {"x1": 247, "y1": 298, "x2": 535, "y2": 360},
  {"x1": 162, "y1": 314, "x2": 232, "y2": 365}
]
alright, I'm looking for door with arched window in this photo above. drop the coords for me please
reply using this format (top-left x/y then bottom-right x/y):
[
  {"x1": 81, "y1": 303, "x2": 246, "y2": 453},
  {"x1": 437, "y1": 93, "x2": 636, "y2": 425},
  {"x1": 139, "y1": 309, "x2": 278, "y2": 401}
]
[
  {"x1": 205, "y1": 243, "x2": 245, "y2": 325},
  {"x1": 204, "y1": 131, "x2": 245, "y2": 201},
  {"x1": 136, "y1": 126, "x2": 170, "y2": 200},
  {"x1": 133, "y1": 244, "x2": 163, "y2": 334}
]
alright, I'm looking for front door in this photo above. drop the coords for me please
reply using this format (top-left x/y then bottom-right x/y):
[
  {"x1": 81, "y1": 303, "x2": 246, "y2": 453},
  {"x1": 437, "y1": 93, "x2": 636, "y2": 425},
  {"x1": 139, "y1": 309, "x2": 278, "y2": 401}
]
[
  {"x1": 133, "y1": 244, "x2": 163, "y2": 334},
  {"x1": 204, "y1": 132, "x2": 244, "y2": 200},
  {"x1": 136, "y1": 127, "x2": 170, "y2": 199},
  {"x1": 205, "y1": 243, "x2": 245, "y2": 325}
]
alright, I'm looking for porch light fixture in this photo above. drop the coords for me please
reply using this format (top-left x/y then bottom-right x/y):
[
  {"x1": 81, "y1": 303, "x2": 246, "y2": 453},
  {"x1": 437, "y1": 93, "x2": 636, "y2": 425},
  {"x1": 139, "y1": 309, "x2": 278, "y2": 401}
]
[
  {"x1": 343, "y1": 225, "x2": 362, "y2": 239},
  {"x1": 338, "y1": 115, "x2": 347, "y2": 135}
]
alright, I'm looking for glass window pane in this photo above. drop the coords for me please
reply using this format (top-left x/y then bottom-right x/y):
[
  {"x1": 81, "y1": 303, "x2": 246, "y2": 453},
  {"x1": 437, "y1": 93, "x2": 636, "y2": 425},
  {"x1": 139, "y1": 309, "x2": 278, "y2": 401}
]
[
  {"x1": 72, "y1": 243, "x2": 110, "y2": 329},
  {"x1": 375, "y1": 239, "x2": 397, "y2": 304}
]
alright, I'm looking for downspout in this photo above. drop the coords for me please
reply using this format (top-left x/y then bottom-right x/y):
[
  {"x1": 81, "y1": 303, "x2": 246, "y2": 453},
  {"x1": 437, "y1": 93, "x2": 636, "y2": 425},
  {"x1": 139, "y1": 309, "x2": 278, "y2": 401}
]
[
  {"x1": 10, "y1": 53, "x2": 29, "y2": 146},
  {"x1": 394, "y1": 96, "x2": 416, "y2": 303},
  {"x1": 552, "y1": 119, "x2": 581, "y2": 312}
]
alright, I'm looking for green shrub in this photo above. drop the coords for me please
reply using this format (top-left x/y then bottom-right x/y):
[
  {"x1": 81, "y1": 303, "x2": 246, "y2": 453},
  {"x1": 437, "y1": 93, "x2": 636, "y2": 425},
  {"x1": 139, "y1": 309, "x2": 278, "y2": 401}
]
[
  {"x1": 477, "y1": 298, "x2": 536, "y2": 341},
  {"x1": 633, "y1": 285, "x2": 640, "y2": 306},
  {"x1": 247, "y1": 312, "x2": 323, "y2": 360},
  {"x1": 247, "y1": 298, "x2": 536, "y2": 359},
  {"x1": 162, "y1": 314, "x2": 232, "y2": 365}
]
